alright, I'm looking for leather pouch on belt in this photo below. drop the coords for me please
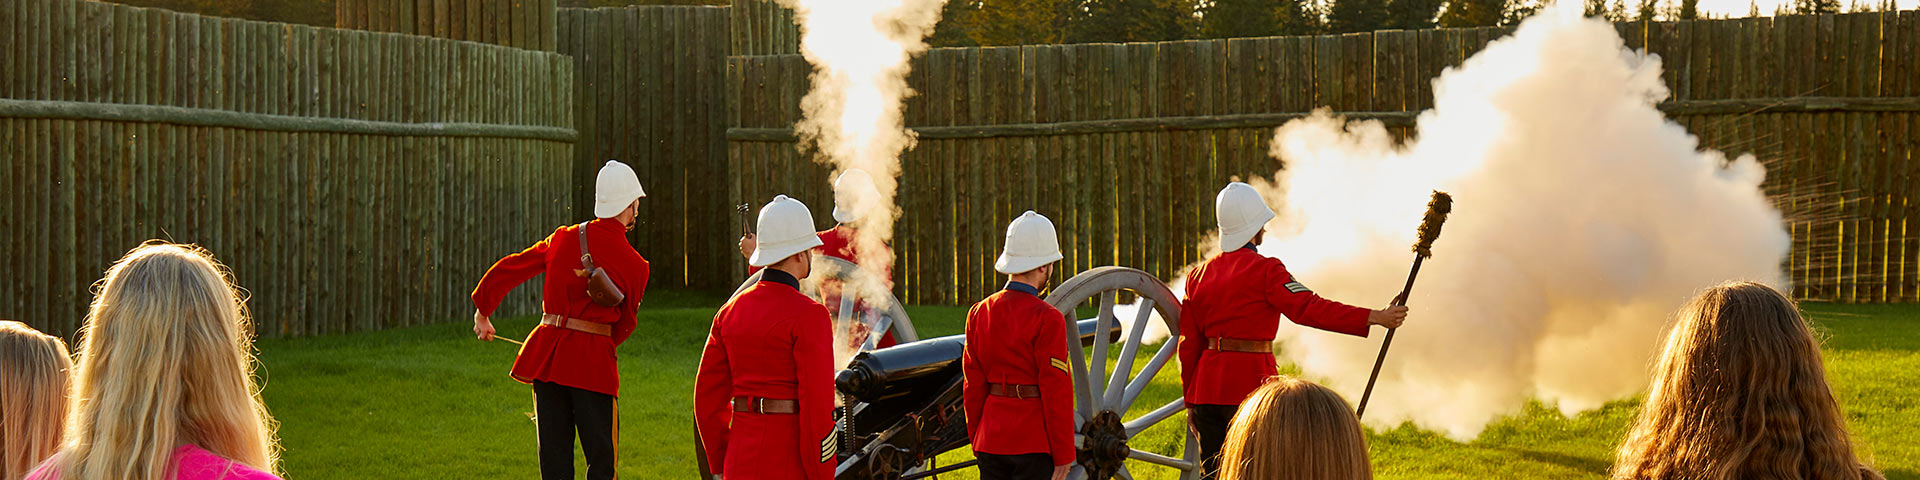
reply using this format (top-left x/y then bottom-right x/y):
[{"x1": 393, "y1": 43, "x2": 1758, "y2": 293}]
[{"x1": 577, "y1": 222, "x2": 626, "y2": 307}]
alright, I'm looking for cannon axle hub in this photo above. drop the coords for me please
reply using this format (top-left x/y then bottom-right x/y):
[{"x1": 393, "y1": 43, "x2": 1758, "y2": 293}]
[{"x1": 1079, "y1": 409, "x2": 1129, "y2": 478}]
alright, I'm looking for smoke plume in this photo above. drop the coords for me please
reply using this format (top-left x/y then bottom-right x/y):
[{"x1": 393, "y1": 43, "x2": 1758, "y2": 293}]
[
  {"x1": 778, "y1": 0, "x2": 946, "y2": 367},
  {"x1": 1133, "y1": 1, "x2": 1792, "y2": 440}
]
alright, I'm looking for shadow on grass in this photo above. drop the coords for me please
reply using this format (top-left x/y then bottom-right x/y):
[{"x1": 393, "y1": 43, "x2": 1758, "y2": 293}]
[
  {"x1": 1494, "y1": 447, "x2": 1612, "y2": 476},
  {"x1": 1885, "y1": 468, "x2": 1920, "y2": 480}
]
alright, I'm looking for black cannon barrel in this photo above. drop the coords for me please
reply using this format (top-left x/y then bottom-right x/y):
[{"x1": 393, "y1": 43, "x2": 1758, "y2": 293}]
[{"x1": 836, "y1": 318, "x2": 1121, "y2": 403}]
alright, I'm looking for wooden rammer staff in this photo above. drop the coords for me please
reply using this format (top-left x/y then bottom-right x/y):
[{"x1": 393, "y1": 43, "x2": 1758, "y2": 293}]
[{"x1": 1355, "y1": 190, "x2": 1452, "y2": 419}]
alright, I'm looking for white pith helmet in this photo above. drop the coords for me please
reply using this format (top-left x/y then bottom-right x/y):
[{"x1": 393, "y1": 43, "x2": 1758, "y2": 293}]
[
  {"x1": 1216, "y1": 182, "x2": 1275, "y2": 253},
  {"x1": 995, "y1": 211, "x2": 1064, "y2": 275},
  {"x1": 593, "y1": 160, "x2": 647, "y2": 219},
  {"x1": 831, "y1": 168, "x2": 880, "y2": 224},
  {"x1": 749, "y1": 195, "x2": 825, "y2": 267}
]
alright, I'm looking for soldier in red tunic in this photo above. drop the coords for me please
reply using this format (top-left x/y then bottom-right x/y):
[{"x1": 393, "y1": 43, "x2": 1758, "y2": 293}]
[
  {"x1": 697, "y1": 195, "x2": 838, "y2": 480},
  {"x1": 737, "y1": 169, "x2": 899, "y2": 349},
  {"x1": 963, "y1": 211, "x2": 1076, "y2": 480},
  {"x1": 1178, "y1": 182, "x2": 1408, "y2": 480},
  {"x1": 470, "y1": 160, "x2": 651, "y2": 480}
]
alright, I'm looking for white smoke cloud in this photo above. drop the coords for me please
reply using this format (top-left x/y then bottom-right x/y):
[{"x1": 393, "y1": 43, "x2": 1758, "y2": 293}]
[
  {"x1": 1128, "y1": 1, "x2": 1791, "y2": 440},
  {"x1": 778, "y1": 0, "x2": 947, "y2": 368}
]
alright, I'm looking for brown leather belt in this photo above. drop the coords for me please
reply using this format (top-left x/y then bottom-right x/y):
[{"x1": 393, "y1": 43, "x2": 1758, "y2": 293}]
[
  {"x1": 540, "y1": 314, "x2": 612, "y2": 337},
  {"x1": 987, "y1": 383, "x2": 1041, "y2": 399},
  {"x1": 732, "y1": 396, "x2": 798, "y2": 414},
  {"x1": 1206, "y1": 337, "x2": 1271, "y2": 353}
]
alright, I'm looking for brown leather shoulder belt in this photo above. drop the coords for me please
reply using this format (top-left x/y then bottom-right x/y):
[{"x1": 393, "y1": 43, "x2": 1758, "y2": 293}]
[
  {"x1": 987, "y1": 383, "x2": 1041, "y2": 399},
  {"x1": 732, "y1": 396, "x2": 798, "y2": 414},
  {"x1": 1206, "y1": 337, "x2": 1272, "y2": 353},
  {"x1": 540, "y1": 314, "x2": 612, "y2": 337}
]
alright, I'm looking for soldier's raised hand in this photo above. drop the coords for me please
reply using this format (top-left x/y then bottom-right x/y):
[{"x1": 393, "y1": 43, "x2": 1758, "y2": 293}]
[{"x1": 738, "y1": 233, "x2": 757, "y2": 259}]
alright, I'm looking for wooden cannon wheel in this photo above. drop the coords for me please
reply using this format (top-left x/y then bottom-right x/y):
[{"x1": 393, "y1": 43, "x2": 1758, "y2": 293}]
[{"x1": 1042, "y1": 266, "x2": 1199, "y2": 480}]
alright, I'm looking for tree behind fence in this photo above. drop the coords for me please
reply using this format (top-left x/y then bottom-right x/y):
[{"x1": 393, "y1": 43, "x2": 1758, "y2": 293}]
[{"x1": 0, "y1": 0, "x2": 577, "y2": 339}]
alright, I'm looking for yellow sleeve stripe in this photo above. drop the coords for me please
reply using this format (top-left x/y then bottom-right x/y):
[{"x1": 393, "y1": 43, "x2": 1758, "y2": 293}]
[
  {"x1": 1051, "y1": 358, "x2": 1071, "y2": 374},
  {"x1": 820, "y1": 430, "x2": 837, "y2": 463}
]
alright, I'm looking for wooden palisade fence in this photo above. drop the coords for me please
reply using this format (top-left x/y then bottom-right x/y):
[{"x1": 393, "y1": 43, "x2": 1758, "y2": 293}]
[
  {"x1": 728, "y1": 0, "x2": 798, "y2": 56},
  {"x1": 557, "y1": 6, "x2": 733, "y2": 291},
  {"x1": 1, "y1": 0, "x2": 576, "y2": 339},
  {"x1": 6, "y1": 0, "x2": 1914, "y2": 341},
  {"x1": 728, "y1": 12, "x2": 1920, "y2": 306},
  {"x1": 335, "y1": 0, "x2": 558, "y2": 51}
]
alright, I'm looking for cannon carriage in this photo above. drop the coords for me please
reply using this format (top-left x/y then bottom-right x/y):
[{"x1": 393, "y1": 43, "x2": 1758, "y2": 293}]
[{"x1": 704, "y1": 259, "x2": 1200, "y2": 480}]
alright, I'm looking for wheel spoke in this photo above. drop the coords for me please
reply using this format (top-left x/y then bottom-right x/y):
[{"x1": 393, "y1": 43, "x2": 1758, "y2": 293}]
[
  {"x1": 838, "y1": 293, "x2": 857, "y2": 324},
  {"x1": 1104, "y1": 298, "x2": 1153, "y2": 407},
  {"x1": 1116, "y1": 466, "x2": 1135, "y2": 480},
  {"x1": 862, "y1": 313, "x2": 893, "y2": 351},
  {"x1": 1180, "y1": 421, "x2": 1200, "y2": 480},
  {"x1": 1089, "y1": 291, "x2": 1116, "y2": 412},
  {"x1": 1123, "y1": 398, "x2": 1186, "y2": 436},
  {"x1": 1068, "y1": 318, "x2": 1094, "y2": 420},
  {"x1": 1121, "y1": 337, "x2": 1179, "y2": 410},
  {"x1": 1128, "y1": 448, "x2": 1197, "y2": 470}
]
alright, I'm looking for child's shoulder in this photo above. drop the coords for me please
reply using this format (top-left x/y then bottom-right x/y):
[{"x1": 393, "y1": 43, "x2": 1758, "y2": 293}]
[{"x1": 175, "y1": 445, "x2": 283, "y2": 480}]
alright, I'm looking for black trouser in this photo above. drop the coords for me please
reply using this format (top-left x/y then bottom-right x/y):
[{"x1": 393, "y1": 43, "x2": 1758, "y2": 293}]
[
  {"x1": 533, "y1": 381, "x2": 617, "y2": 480},
  {"x1": 977, "y1": 452, "x2": 1053, "y2": 480},
  {"x1": 1188, "y1": 404, "x2": 1239, "y2": 480}
]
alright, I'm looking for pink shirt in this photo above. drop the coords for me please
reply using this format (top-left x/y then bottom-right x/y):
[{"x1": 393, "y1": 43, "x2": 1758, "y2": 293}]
[{"x1": 26, "y1": 444, "x2": 281, "y2": 480}]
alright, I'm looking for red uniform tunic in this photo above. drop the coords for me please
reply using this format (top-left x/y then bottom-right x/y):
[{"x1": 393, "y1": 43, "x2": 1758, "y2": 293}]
[
  {"x1": 471, "y1": 219, "x2": 648, "y2": 397},
  {"x1": 962, "y1": 283, "x2": 1076, "y2": 466},
  {"x1": 1177, "y1": 246, "x2": 1370, "y2": 406},
  {"x1": 695, "y1": 270, "x2": 838, "y2": 480},
  {"x1": 750, "y1": 226, "x2": 899, "y2": 348}
]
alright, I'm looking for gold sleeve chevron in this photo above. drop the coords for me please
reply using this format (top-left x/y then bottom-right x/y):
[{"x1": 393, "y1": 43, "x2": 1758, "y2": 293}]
[
  {"x1": 1050, "y1": 357, "x2": 1070, "y2": 374},
  {"x1": 820, "y1": 429, "x2": 837, "y2": 463}
]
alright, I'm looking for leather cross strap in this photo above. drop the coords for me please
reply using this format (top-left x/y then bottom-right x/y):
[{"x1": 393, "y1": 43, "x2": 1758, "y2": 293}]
[
  {"x1": 987, "y1": 383, "x2": 1041, "y2": 399},
  {"x1": 540, "y1": 314, "x2": 612, "y2": 337},
  {"x1": 732, "y1": 396, "x2": 798, "y2": 414},
  {"x1": 1206, "y1": 337, "x2": 1272, "y2": 353}
]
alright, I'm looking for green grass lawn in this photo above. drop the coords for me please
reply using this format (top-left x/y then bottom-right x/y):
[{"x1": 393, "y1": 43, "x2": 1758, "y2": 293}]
[{"x1": 258, "y1": 292, "x2": 1919, "y2": 479}]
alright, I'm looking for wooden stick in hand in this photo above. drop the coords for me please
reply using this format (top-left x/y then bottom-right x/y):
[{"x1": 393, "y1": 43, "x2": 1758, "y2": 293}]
[{"x1": 1356, "y1": 191, "x2": 1451, "y2": 419}]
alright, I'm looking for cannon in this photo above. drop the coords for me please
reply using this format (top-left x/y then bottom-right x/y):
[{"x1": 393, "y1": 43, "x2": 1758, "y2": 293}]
[{"x1": 702, "y1": 261, "x2": 1199, "y2": 480}]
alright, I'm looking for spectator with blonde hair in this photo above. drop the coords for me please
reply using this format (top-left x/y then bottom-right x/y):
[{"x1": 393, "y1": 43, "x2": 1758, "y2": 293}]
[
  {"x1": 1612, "y1": 281, "x2": 1881, "y2": 480},
  {"x1": 1, "y1": 321, "x2": 71, "y2": 480},
  {"x1": 1216, "y1": 376, "x2": 1372, "y2": 480},
  {"x1": 26, "y1": 243, "x2": 282, "y2": 480}
]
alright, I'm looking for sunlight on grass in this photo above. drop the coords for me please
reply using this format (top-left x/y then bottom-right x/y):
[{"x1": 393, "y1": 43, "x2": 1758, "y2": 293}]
[{"x1": 257, "y1": 297, "x2": 1919, "y2": 479}]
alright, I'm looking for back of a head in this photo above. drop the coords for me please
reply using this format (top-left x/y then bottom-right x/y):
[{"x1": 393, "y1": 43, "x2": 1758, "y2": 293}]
[
  {"x1": 56, "y1": 243, "x2": 279, "y2": 480},
  {"x1": 1218, "y1": 376, "x2": 1373, "y2": 480},
  {"x1": 0, "y1": 321, "x2": 72, "y2": 480},
  {"x1": 1612, "y1": 281, "x2": 1879, "y2": 480}
]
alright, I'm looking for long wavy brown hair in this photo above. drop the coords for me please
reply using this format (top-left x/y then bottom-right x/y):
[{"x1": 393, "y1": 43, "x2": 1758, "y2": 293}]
[
  {"x1": 1218, "y1": 376, "x2": 1372, "y2": 480},
  {"x1": 1612, "y1": 281, "x2": 1880, "y2": 480},
  {"x1": 1, "y1": 321, "x2": 71, "y2": 480}
]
